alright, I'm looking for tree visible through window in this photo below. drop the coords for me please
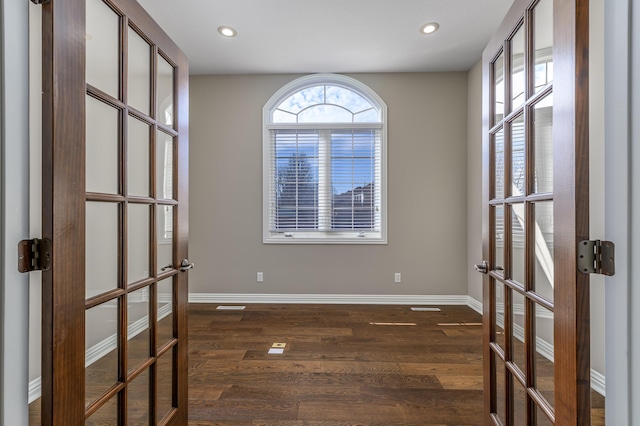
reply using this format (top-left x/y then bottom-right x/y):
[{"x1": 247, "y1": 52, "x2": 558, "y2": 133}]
[{"x1": 263, "y1": 74, "x2": 387, "y2": 243}]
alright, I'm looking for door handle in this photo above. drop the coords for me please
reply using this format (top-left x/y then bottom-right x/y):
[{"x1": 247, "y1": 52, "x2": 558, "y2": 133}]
[
  {"x1": 180, "y1": 259, "x2": 194, "y2": 272},
  {"x1": 474, "y1": 260, "x2": 488, "y2": 274}
]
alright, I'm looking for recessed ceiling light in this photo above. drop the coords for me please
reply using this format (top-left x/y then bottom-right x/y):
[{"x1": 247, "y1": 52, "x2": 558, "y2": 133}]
[
  {"x1": 420, "y1": 22, "x2": 440, "y2": 35},
  {"x1": 217, "y1": 26, "x2": 237, "y2": 38}
]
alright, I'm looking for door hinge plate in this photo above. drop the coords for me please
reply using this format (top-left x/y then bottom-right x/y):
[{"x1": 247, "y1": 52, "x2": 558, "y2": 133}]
[
  {"x1": 578, "y1": 240, "x2": 615, "y2": 276},
  {"x1": 18, "y1": 238, "x2": 52, "y2": 273}
]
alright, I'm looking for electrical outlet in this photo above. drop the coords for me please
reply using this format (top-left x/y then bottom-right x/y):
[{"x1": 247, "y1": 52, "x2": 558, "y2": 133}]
[
  {"x1": 257, "y1": 272, "x2": 264, "y2": 282},
  {"x1": 394, "y1": 273, "x2": 401, "y2": 283}
]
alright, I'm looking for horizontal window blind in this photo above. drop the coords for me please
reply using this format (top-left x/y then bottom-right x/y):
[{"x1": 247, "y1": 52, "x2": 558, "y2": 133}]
[{"x1": 268, "y1": 128, "x2": 381, "y2": 233}]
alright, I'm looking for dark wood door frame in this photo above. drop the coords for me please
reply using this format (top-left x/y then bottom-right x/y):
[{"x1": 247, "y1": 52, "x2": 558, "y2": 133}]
[
  {"x1": 482, "y1": 0, "x2": 591, "y2": 423},
  {"x1": 40, "y1": 0, "x2": 189, "y2": 423}
]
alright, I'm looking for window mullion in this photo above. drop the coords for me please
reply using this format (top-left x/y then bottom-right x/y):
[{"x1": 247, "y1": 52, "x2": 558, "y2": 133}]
[{"x1": 318, "y1": 130, "x2": 331, "y2": 231}]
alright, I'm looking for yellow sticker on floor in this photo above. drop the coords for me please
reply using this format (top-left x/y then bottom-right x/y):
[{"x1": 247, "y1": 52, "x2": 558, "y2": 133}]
[{"x1": 272, "y1": 343, "x2": 286, "y2": 348}]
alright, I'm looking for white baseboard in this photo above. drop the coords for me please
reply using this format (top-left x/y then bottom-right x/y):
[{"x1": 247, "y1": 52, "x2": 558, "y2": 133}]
[
  {"x1": 467, "y1": 296, "x2": 483, "y2": 315},
  {"x1": 189, "y1": 293, "x2": 471, "y2": 305},
  {"x1": 27, "y1": 294, "x2": 605, "y2": 403}
]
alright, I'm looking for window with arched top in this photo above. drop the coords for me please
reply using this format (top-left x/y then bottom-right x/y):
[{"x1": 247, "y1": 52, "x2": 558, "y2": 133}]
[{"x1": 263, "y1": 74, "x2": 387, "y2": 243}]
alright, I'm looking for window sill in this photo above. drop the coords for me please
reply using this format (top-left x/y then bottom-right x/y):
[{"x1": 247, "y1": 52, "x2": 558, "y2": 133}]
[{"x1": 264, "y1": 231, "x2": 387, "y2": 245}]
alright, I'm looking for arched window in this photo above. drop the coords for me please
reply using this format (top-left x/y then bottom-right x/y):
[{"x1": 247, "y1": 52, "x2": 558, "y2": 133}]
[{"x1": 263, "y1": 74, "x2": 387, "y2": 243}]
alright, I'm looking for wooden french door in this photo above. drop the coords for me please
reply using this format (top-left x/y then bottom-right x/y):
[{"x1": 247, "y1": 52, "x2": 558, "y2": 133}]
[
  {"x1": 40, "y1": 0, "x2": 189, "y2": 424},
  {"x1": 481, "y1": 0, "x2": 590, "y2": 424}
]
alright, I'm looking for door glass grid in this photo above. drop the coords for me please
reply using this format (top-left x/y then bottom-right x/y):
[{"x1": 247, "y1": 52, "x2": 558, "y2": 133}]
[
  {"x1": 489, "y1": 1, "x2": 555, "y2": 423},
  {"x1": 84, "y1": 0, "x2": 179, "y2": 421}
]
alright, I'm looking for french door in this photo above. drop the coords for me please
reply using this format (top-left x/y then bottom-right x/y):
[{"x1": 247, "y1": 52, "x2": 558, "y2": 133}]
[
  {"x1": 481, "y1": 0, "x2": 590, "y2": 424},
  {"x1": 40, "y1": 0, "x2": 189, "y2": 424}
]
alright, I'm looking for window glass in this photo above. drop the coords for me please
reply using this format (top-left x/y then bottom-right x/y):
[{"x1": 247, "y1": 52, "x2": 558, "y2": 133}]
[{"x1": 265, "y1": 75, "x2": 386, "y2": 243}]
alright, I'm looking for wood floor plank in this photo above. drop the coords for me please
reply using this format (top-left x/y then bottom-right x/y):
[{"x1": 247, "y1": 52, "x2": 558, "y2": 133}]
[{"x1": 28, "y1": 303, "x2": 606, "y2": 425}]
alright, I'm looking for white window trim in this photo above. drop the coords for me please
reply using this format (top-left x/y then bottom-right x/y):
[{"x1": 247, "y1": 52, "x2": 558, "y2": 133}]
[{"x1": 262, "y1": 74, "x2": 387, "y2": 244}]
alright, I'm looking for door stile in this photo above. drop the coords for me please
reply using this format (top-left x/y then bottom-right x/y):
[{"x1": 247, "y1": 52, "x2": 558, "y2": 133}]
[
  {"x1": 552, "y1": 0, "x2": 591, "y2": 423},
  {"x1": 482, "y1": 41, "x2": 493, "y2": 425},
  {"x1": 174, "y1": 51, "x2": 190, "y2": 423},
  {"x1": 41, "y1": 0, "x2": 87, "y2": 423}
]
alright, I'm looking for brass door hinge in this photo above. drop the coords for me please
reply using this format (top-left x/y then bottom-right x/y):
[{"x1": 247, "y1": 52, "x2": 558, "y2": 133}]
[
  {"x1": 18, "y1": 238, "x2": 52, "y2": 273},
  {"x1": 578, "y1": 240, "x2": 615, "y2": 276}
]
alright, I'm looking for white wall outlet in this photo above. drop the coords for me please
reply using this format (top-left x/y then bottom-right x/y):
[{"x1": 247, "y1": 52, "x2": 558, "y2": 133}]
[
  {"x1": 257, "y1": 272, "x2": 264, "y2": 282},
  {"x1": 394, "y1": 272, "x2": 401, "y2": 283}
]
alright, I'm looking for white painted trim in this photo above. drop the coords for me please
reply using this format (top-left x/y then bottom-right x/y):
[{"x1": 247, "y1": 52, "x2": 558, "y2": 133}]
[
  {"x1": 604, "y1": 0, "x2": 634, "y2": 422},
  {"x1": 189, "y1": 293, "x2": 470, "y2": 305},
  {"x1": 591, "y1": 369, "x2": 606, "y2": 398},
  {"x1": 1, "y1": 0, "x2": 30, "y2": 423},
  {"x1": 28, "y1": 377, "x2": 40, "y2": 405},
  {"x1": 467, "y1": 296, "x2": 483, "y2": 315}
]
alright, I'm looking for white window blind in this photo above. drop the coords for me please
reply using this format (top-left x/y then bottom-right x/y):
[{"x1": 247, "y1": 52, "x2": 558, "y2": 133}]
[{"x1": 263, "y1": 74, "x2": 387, "y2": 244}]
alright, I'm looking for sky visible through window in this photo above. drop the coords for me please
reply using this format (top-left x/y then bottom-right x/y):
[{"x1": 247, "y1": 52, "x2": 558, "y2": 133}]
[{"x1": 273, "y1": 85, "x2": 379, "y2": 124}]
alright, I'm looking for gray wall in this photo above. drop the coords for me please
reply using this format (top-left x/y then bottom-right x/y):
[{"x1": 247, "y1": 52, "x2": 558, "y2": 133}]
[
  {"x1": 189, "y1": 73, "x2": 469, "y2": 296},
  {"x1": 466, "y1": 61, "x2": 483, "y2": 304}
]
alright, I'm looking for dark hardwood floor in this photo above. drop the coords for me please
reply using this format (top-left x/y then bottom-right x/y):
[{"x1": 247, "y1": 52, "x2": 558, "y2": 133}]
[
  {"x1": 187, "y1": 304, "x2": 604, "y2": 425},
  {"x1": 29, "y1": 303, "x2": 605, "y2": 425}
]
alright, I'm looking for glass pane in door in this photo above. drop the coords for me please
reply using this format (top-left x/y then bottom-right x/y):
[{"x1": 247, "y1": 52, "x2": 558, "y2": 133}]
[
  {"x1": 86, "y1": 395, "x2": 118, "y2": 425},
  {"x1": 493, "y1": 128, "x2": 505, "y2": 199},
  {"x1": 85, "y1": 300, "x2": 119, "y2": 407},
  {"x1": 86, "y1": 0, "x2": 119, "y2": 98},
  {"x1": 157, "y1": 55, "x2": 174, "y2": 127},
  {"x1": 494, "y1": 204, "x2": 505, "y2": 273},
  {"x1": 86, "y1": 202, "x2": 119, "y2": 296},
  {"x1": 157, "y1": 278, "x2": 174, "y2": 348},
  {"x1": 494, "y1": 281, "x2": 506, "y2": 350},
  {"x1": 534, "y1": 94, "x2": 554, "y2": 194},
  {"x1": 511, "y1": 114, "x2": 525, "y2": 195},
  {"x1": 128, "y1": 116, "x2": 151, "y2": 197},
  {"x1": 128, "y1": 368, "x2": 150, "y2": 424},
  {"x1": 128, "y1": 27, "x2": 151, "y2": 115},
  {"x1": 513, "y1": 377, "x2": 528, "y2": 421},
  {"x1": 157, "y1": 349, "x2": 174, "y2": 421},
  {"x1": 127, "y1": 287, "x2": 151, "y2": 373},
  {"x1": 157, "y1": 205, "x2": 174, "y2": 274},
  {"x1": 534, "y1": 201, "x2": 554, "y2": 302},
  {"x1": 128, "y1": 204, "x2": 151, "y2": 284},
  {"x1": 494, "y1": 351, "x2": 507, "y2": 424},
  {"x1": 493, "y1": 52, "x2": 505, "y2": 124},
  {"x1": 535, "y1": 304, "x2": 555, "y2": 408},
  {"x1": 511, "y1": 25, "x2": 526, "y2": 110},
  {"x1": 511, "y1": 290, "x2": 526, "y2": 373},
  {"x1": 537, "y1": 406, "x2": 554, "y2": 426},
  {"x1": 86, "y1": 96, "x2": 119, "y2": 194},
  {"x1": 534, "y1": 0, "x2": 554, "y2": 91},
  {"x1": 511, "y1": 203, "x2": 526, "y2": 286},
  {"x1": 156, "y1": 131, "x2": 174, "y2": 199}
]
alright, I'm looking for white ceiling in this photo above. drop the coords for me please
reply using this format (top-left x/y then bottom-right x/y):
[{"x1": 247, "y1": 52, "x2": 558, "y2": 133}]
[{"x1": 136, "y1": 0, "x2": 515, "y2": 75}]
